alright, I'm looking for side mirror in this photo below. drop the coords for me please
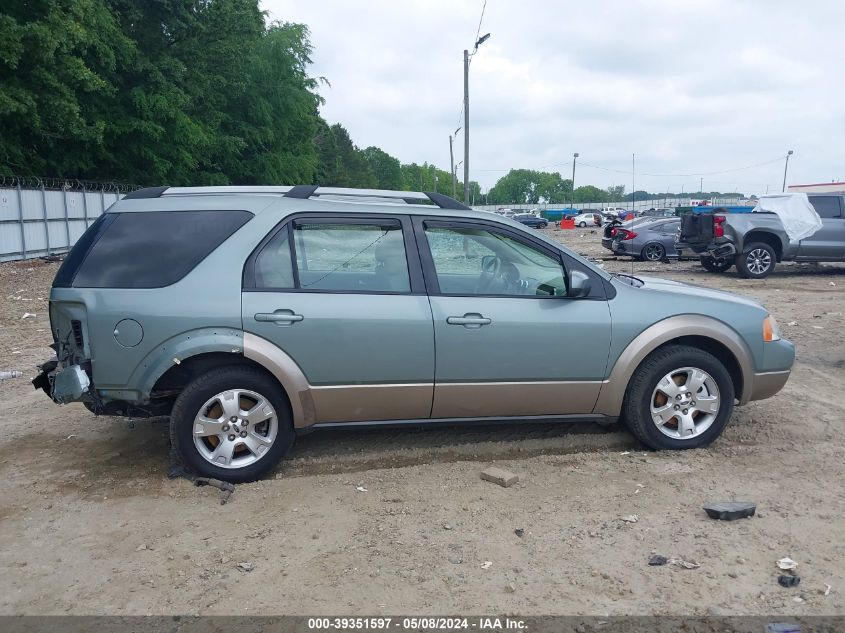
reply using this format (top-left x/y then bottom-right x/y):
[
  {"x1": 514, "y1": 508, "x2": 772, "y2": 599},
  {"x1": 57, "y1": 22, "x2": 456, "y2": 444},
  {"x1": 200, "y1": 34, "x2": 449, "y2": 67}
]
[{"x1": 567, "y1": 270, "x2": 592, "y2": 298}]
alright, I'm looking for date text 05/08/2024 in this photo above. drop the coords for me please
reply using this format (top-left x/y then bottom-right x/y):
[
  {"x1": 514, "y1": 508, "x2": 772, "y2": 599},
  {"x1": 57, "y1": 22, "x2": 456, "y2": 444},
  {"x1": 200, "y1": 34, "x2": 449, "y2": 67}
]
[{"x1": 307, "y1": 617, "x2": 526, "y2": 631}]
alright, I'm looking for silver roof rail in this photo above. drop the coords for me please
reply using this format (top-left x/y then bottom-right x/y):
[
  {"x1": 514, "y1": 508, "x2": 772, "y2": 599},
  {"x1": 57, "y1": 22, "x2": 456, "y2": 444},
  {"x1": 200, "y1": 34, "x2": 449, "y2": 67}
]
[{"x1": 156, "y1": 185, "x2": 470, "y2": 210}]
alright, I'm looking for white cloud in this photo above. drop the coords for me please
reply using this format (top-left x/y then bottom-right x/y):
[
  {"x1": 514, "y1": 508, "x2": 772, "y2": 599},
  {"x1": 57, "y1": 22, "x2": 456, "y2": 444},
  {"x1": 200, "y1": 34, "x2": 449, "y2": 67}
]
[{"x1": 264, "y1": 0, "x2": 845, "y2": 195}]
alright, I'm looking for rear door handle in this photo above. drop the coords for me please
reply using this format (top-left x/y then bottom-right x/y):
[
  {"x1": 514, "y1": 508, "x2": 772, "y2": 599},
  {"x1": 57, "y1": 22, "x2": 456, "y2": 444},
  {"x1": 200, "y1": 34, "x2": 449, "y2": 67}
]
[
  {"x1": 446, "y1": 313, "x2": 491, "y2": 328},
  {"x1": 254, "y1": 310, "x2": 304, "y2": 324}
]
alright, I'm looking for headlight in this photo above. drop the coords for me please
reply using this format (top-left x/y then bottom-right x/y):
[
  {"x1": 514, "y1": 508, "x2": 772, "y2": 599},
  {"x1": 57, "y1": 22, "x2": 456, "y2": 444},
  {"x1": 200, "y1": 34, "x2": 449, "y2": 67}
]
[{"x1": 763, "y1": 315, "x2": 781, "y2": 342}]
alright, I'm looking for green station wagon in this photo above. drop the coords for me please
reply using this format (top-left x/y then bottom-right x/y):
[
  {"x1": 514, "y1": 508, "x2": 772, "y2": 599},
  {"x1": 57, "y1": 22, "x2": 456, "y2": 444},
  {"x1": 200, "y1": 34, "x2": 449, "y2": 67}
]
[{"x1": 34, "y1": 186, "x2": 795, "y2": 482}]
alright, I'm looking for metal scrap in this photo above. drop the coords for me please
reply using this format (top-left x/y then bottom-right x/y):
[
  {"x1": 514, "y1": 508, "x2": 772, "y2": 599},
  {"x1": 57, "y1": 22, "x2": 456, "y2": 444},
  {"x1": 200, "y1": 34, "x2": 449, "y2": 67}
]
[{"x1": 194, "y1": 477, "x2": 235, "y2": 505}]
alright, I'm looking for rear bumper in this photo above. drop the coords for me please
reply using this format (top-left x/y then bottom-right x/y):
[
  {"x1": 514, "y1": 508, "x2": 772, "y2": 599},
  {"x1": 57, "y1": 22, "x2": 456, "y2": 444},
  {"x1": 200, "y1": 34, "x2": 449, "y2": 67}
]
[{"x1": 33, "y1": 358, "x2": 93, "y2": 404}]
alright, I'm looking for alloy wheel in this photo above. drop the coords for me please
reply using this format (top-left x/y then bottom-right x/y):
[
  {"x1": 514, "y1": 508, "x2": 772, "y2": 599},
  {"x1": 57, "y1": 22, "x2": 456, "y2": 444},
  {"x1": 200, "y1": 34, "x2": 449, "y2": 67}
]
[
  {"x1": 649, "y1": 367, "x2": 721, "y2": 440},
  {"x1": 192, "y1": 389, "x2": 279, "y2": 469},
  {"x1": 644, "y1": 243, "x2": 665, "y2": 261},
  {"x1": 746, "y1": 248, "x2": 772, "y2": 275}
]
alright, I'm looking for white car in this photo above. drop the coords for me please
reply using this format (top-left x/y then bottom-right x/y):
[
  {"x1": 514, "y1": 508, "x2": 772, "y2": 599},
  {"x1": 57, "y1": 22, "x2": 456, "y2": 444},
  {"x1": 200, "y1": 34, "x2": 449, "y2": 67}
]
[{"x1": 572, "y1": 212, "x2": 599, "y2": 227}]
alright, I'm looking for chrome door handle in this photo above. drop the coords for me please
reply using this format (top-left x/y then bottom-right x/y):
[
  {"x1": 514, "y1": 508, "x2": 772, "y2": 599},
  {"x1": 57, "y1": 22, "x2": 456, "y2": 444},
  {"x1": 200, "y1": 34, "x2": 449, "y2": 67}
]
[
  {"x1": 446, "y1": 313, "x2": 491, "y2": 327},
  {"x1": 254, "y1": 310, "x2": 304, "y2": 324}
]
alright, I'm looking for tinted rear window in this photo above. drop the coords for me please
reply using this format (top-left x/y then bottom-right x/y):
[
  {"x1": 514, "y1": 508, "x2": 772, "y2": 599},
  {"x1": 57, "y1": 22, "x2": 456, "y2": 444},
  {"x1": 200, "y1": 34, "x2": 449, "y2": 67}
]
[
  {"x1": 809, "y1": 196, "x2": 842, "y2": 219},
  {"x1": 68, "y1": 210, "x2": 252, "y2": 288}
]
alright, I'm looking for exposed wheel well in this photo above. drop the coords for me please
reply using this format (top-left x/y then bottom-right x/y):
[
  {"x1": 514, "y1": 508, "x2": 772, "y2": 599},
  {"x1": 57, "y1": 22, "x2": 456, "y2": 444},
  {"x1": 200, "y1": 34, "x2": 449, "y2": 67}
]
[
  {"x1": 150, "y1": 353, "x2": 291, "y2": 417},
  {"x1": 650, "y1": 336, "x2": 744, "y2": 401},
  {"x1": 743, "y1": 231, "x2": 783, "y2": 262}
]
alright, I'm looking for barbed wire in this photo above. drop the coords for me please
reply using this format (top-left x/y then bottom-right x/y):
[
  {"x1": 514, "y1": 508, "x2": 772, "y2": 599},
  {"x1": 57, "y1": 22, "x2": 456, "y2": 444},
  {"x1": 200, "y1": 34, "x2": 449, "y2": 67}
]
[{"x1": 0, "y1": 174, "x2": 141, "y2": 193}]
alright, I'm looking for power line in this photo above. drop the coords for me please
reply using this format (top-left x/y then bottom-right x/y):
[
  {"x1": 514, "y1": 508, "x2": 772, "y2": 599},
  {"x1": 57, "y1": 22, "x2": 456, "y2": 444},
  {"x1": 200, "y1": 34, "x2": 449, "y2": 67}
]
[{"x1": 450, "y1": 0, "x2": 488, "y2": 139}]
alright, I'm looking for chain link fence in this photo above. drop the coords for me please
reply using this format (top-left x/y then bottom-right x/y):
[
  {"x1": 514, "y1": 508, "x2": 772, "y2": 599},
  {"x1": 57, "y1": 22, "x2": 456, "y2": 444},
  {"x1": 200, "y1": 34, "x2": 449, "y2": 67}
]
[{"x1": 0, "y1": 175, "x2": 139, "y2": 262}]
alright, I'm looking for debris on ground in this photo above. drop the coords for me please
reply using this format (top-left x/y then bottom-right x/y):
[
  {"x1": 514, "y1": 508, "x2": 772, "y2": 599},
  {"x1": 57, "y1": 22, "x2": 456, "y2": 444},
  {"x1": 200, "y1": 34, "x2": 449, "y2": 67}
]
[
  {"x1": 703, "y1": 501, "x2": 757, "y2": 521},
  {"x1": 514, "y1": 528, "x2": 525, "y2": 537},
  {"x1": 778, "y1": 574, "x2": 801, "y2": 588},
  {"x1": 480, "y1": 467, "x2": 519, "y2": 488},
  {"x1": 194, "y1": 477, "x2": 235, "y2": 505},
  {"x1": 777, "y1": 557, "x2": 798, "y2": 571},
  {"x1": 0, "y1": 370, "x2": 23, "y2": 380},
  {"x1": 448, "y1": 557, "x2": 462, "y2": 565},
  {"x1": 787, "y1": 321, "x2": 798, "y2": 326},
  {"x1": 621, "y1": 514, "x2": 639, "y2": 523},
  {"x1": 442, "y1": 523, "x2": 453, "y2": 530},
  {"x1": 237, "y1": 561, "x2": 255, "y2": 572},
  {"x1": 136, "y1": 544, "x2": 148, "y2": 551},
  {"x1": 21, "y1": 313, "x2": 36, "y2": 319},
  {"x1": 823, "y1": 584, "x2": 832, "y2": 596},
  {"x1": 648, "y1": 555, "x2": 668, "y2": 566},
  {"x1": 765, "y1": 624, "x2": 803, "y2": 633},
  {"x1": 480, "y1": 561, "x2": 492, "y2": 569},
  {"x1": 355, "y1": 485, "x2": 368, "y2": 492},
  {"x1": 504, "y1": 583, "x2": 516, "y2": 593},
  {"x1": 669, "y1": 557, "x2": 700, "y2": 569}
]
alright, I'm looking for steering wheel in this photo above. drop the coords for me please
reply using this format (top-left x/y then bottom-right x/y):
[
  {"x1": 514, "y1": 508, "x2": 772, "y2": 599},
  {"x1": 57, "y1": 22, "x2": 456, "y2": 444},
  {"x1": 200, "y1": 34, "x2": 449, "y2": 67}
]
[{"x1": 476, "y1": 256, "x2": 502, "y2": 293}]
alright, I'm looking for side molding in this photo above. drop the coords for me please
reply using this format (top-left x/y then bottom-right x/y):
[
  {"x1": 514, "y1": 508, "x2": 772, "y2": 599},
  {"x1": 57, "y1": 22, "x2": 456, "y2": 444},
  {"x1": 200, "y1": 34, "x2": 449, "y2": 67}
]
[
  {"x1": 593, "y1": 315, "x2": 754, "y2": 416},
  {"x1": 243, "y1": 332, "x2": 315, "y2": 427}
]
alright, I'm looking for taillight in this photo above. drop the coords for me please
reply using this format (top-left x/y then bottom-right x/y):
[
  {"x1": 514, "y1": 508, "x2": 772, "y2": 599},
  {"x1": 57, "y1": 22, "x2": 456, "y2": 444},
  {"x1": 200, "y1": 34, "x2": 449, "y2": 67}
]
[
  {"x1": 619, "y1": 229, "x2": 637, "y2": 241},
  {"x1": 610, "y1": 228, "x2": 618, "y2": 237},
  {"x1": 714, "y1": 215, "x2": 725, "y2": 238}
]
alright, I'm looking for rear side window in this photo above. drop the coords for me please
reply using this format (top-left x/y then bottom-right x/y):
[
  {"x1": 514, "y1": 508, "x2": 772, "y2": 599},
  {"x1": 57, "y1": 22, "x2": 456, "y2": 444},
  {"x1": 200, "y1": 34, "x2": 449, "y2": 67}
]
[
  {"x1": 809, "y1": 196, "x2": 842, "y2": 219},
  {"x1": 66, "y1": 210, "x2": 252, "y2": 288},
  {"x1": 293, "y1": 222, "x2": 410, "y2": 293}
]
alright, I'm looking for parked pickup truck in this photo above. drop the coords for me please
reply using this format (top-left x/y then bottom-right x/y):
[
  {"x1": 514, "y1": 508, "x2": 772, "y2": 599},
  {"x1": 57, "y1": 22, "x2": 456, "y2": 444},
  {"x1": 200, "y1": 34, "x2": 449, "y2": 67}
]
[{"x1": 675, "y1": 194, "x2": 845, "y2": 278}]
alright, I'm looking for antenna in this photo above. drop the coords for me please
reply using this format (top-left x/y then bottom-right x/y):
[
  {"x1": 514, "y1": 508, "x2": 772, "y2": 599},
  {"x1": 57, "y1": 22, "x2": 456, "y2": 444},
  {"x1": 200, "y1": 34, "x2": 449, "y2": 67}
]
[{"x1": 632, "y1": 153, "x2": 635, "y2": 277}]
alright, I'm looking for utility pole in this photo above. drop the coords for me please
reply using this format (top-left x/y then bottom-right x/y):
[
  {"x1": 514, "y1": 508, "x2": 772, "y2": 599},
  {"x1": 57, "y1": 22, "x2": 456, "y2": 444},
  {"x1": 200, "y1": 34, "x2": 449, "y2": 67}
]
[
  {"x1": 632, "y1": 154, "x2": 635, "y2": 213},
  {"x1": 571, "y1": 152, "x2": 579, "y2": 209},
  {"x1": 463, "y1": 33, "x2": 490, "y2": 206},
  {"x1": 782, "y1": 150, "x2": 793, "y2": 192},
  {"x1": 463, "y1": 49, "x2": 470, "y2": 205},
  {"x1": 450, "y1": 127, "x2": 460, "y2": 198}
]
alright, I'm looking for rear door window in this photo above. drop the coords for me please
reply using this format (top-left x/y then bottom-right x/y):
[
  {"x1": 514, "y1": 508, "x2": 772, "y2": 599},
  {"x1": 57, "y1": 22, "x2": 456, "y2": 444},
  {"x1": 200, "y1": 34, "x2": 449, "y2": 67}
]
[
  {"x1": 809, "y1": 196, "x2": 843, "y2": 219},
  {"x1": 292, "y1": 221, "x2": 410, "y2": 293},
  {"x1": 67, "y1": 210, "x2": 252, "y2": 288}
]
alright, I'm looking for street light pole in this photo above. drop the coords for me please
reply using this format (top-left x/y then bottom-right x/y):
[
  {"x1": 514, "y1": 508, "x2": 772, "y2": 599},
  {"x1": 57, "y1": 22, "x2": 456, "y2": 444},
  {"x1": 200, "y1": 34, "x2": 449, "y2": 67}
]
[
  {"x1": 571, "y1": 152, "x2": 579, "y2": 208},
  {"x1": 782, "y1": 150, "x2": 794, "y2": 192},
  {"x1": 463, "y1": 33, "x2": 490, "y2": 206}
]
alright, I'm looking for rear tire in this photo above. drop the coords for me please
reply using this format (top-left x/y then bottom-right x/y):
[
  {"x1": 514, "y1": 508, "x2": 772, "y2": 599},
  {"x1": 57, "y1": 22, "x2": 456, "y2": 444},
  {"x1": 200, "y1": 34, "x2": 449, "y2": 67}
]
[
  {"x1": 700, "y1": 255, "x2": 733, "y2": 273},
  {"x1": 642, "y1": 242, "x2": 666, "y2": 261},
  {"x1": 622, "y1": 345, "x2": 734, "y2": 450},
  {"x1": 170, "y1": 366, "x2": 294, "y2": 483},
  {"x1": 735, "y1": 242, "x2": 776, "y2": 279}
]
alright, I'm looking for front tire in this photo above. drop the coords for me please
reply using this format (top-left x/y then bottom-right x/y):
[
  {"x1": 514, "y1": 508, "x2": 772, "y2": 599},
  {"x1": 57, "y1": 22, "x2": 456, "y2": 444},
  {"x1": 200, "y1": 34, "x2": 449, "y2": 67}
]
[
  {"x1": 170, "y1": 366, "x2": 294, "y2": 482},
  {"x1": 735, "y1": 242, "x2": 776, "y2": 279},
  {"x1": 622, "y1": 345, "x2": 734, "y2": 450},
  {"x1": 578, "y1": 221, "x2": 587, "y2": 227},
  {"x1": 700, "y1": 255, "x2": 733, "y2": 273}
]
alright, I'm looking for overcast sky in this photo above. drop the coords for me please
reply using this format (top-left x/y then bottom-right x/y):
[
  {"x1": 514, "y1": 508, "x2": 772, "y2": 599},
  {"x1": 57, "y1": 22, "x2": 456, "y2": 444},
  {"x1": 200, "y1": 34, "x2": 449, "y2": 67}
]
[{"x1": 264, "y1": 0, "x2": 844, "y2": 195}]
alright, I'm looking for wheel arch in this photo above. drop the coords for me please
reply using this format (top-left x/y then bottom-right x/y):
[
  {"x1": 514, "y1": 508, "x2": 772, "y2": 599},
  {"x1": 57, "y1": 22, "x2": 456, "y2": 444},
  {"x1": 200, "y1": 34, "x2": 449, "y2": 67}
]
[
  {"x1": 594, "y1": 315, "x2": 753, "y2": 416},
  {"x1": 743, "y1": 231, "x2": 784, "y2": 261}
]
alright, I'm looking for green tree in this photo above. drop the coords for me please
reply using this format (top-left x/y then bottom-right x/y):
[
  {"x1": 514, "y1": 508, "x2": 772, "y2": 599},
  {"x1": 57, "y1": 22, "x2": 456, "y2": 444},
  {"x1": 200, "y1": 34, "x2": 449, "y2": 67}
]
[
  {"x1": 314, "y1": 122, "x2": 375, "y2": 188},
  {"x1": 572, "y1": 185, "x2": 608, "y2": 203},
  {"x1": 486, "y1": 169, "x2": 572, "y2": 205},
  {"x1": 361, "y1": 146, "x2": 404, "y2": 190},
  {"x1": 0, "y1": 0, "x2": 132, "y2": 176},
  {"x1": 606, "y1": 185, "x2": 625, "y2": 201}
]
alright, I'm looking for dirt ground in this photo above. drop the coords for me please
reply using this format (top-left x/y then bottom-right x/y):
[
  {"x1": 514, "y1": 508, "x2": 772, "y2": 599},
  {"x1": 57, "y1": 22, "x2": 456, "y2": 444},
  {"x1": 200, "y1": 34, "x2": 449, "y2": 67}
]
[{"x1": 1, "y1": 228, "x2": 844, "y2": 617}]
